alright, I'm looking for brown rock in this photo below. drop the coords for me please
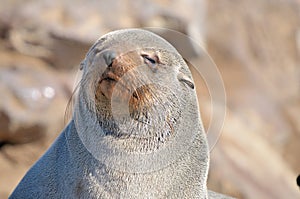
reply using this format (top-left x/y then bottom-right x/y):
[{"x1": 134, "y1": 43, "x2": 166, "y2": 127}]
[{"x1": 0, "y1": 51, "x2": 71, "y2": 144}]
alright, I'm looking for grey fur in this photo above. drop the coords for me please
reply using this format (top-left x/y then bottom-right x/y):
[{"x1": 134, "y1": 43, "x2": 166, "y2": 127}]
[{"x1": 10, "y1": 29, "x2": 234, "y2": 199}]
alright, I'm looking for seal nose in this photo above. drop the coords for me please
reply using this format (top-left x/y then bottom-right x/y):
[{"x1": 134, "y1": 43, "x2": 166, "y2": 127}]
[{"x1": 103, "y1": 50, "x2": 117, "y2": 67}]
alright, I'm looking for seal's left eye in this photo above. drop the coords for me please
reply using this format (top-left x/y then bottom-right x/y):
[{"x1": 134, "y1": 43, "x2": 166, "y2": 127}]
[
  {"x1": 141, "y1": 53, "x2": 161, "y2": 71},
  {"x1": 142, "y1": 55, "x2": 156, "y2": 65}
]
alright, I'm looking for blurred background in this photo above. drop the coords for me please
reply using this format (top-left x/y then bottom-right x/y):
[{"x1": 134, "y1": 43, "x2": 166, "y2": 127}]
[{"x1": 0, "y1": 0, "x2": 299, "y2": 198}]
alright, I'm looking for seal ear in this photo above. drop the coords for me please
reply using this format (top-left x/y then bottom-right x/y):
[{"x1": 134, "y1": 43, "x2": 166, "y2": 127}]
[{"x1": 177, "y1": 72, "x2": 194, "y2": 89}]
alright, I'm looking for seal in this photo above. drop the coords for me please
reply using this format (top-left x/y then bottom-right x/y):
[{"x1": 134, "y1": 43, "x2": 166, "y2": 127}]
[{"x1": 10, "y1": 29, "x2": 234, "y2": 199}]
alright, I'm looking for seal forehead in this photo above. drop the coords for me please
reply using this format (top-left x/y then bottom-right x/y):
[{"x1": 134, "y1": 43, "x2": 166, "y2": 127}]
[{"x1": 97, "y1": 29, "x2": 178, "y2": 54}]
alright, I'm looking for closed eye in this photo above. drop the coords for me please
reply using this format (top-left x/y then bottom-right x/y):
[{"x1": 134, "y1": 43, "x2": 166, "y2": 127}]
[{"x1": 142, "y1": 54, "x2": 156, "y2": 65}]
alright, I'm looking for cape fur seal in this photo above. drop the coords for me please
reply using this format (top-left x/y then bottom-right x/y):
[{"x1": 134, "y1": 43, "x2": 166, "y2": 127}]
[{"x1": 10, "y1": 29, "x2": 234, "y2": 199}]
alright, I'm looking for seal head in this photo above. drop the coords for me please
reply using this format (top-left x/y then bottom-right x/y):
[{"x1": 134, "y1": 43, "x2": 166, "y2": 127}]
[{"x1": 75, "y1": 29, "x2": 199, "y2": 158}]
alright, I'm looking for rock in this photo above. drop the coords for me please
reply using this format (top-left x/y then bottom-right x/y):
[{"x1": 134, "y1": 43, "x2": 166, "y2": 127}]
[
  {"x1": 0, "y1": 0, "x2": 206, "y2": 66},
  {"x1": 208, "y1": 110, "x2": 299, "y2": 199},
  {"x1": 205, "y1": 0, "x2": 300, "y2": 198},
  {"x1": 0, "y1": 51, "x2": 71, "y2": 144}
]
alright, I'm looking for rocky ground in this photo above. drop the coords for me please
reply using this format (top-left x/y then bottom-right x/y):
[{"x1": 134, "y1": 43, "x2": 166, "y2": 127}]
[{"x1": 0, "y1": 0, "x2": 299, "y2": 198}]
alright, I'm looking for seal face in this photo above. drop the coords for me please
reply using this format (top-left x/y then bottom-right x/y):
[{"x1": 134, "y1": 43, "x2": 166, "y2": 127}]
[{"x1": 95, "y1": 50, "x2": 182, "y2": 153}]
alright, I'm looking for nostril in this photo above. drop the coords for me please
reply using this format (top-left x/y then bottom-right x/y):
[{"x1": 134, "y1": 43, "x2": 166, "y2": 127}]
[{"x1": 103, "y1": 50, "x2": 117, "y2": 67}]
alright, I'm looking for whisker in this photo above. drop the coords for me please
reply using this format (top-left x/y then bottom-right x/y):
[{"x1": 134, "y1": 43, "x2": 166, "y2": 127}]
[{"x1": 64, "y1": 72, "x2": 84, "y2": 125}]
